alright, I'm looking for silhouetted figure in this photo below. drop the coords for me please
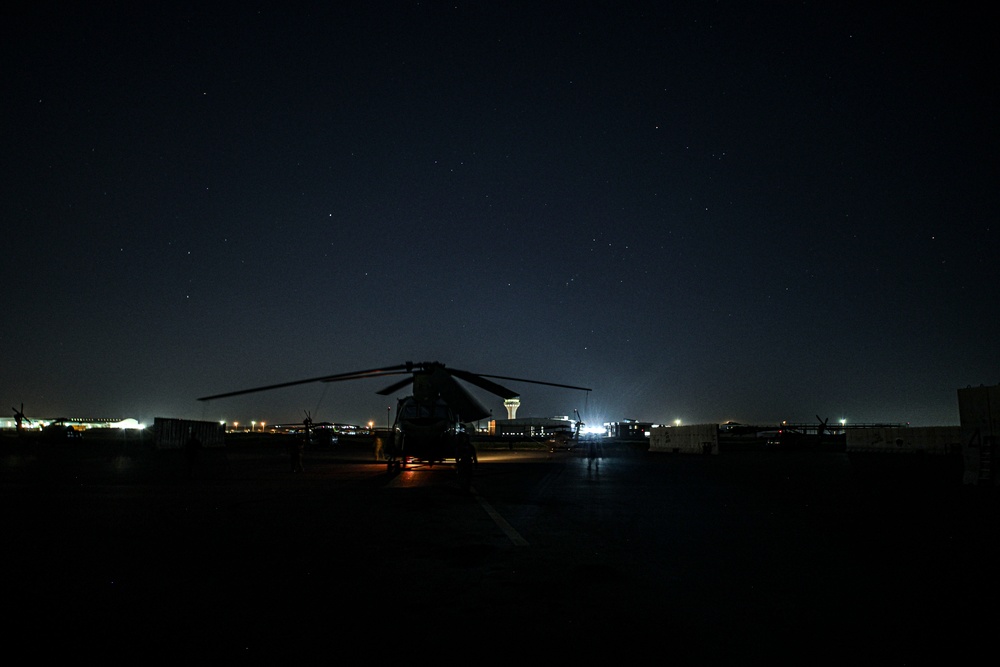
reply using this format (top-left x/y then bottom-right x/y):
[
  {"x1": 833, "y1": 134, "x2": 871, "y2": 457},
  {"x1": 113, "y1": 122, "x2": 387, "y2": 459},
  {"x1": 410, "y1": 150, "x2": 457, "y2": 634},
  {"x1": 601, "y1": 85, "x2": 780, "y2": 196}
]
[
  {"x1": 291, "y1": 418, "x2": 309, "y2": 473},
  {"x1": 587, "y1": 439, "x2": 602, "y2": 468},
  {"x1": 185, "y1": 433, "x2": 202, "y2": 478},
  {"x1": 374, "y1": 435, "x2": 385, "y2": 461},
  {"x1": 456, "y1": 433, "x2": 477, "y2": 491}
]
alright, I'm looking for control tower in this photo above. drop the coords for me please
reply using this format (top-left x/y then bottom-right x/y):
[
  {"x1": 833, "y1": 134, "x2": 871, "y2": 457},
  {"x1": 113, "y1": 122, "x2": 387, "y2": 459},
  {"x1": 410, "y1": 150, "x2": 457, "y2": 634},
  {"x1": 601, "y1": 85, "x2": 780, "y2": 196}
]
[{"x1": 504, "y1": 398, "x2": 520, "y2": 419}]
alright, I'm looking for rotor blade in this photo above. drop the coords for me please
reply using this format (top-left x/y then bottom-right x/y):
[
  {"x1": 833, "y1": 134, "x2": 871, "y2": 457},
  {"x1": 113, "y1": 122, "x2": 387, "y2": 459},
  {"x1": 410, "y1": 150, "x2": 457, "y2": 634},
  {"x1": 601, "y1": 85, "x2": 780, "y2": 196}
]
[
  {"x1": 376, "y1": 376, "x2": 415, "y2": 395},
  {"x1": 434, "y1": 371, "x2": 490, "y2": 422},
  {"x1": 475, "y1": 373, "x2": 592, "y2": 392},
  {"x1": 197, "y1": 364, "x2": 414, "y2": 401},
  {"x1": 316, "y1": 364, "x2": 414, "y2": 382},
  {"x1": 198, "y1": 375, "x2": 342, "y2": 401},
  {"x1": 447, "y1": 368, "x2": 521, "y2": 399},
  {"x1": 322, "y1": 370, "x2": 411, "y2": 385}
]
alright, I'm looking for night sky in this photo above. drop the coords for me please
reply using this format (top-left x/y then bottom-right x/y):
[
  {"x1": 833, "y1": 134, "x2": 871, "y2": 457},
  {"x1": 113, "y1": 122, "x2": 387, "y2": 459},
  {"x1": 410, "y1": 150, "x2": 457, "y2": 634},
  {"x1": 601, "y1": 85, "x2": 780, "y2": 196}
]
[{"x1": 4, "y1": 2, "x2": 996, "y2": 429}]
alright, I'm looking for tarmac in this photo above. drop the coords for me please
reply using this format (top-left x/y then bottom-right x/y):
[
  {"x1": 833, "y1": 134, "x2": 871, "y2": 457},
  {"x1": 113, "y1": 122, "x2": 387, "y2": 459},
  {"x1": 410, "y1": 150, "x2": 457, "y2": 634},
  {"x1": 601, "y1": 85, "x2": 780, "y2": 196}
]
[{"x1": 2, "y1": 434, "x2": 997, "y2": 662}]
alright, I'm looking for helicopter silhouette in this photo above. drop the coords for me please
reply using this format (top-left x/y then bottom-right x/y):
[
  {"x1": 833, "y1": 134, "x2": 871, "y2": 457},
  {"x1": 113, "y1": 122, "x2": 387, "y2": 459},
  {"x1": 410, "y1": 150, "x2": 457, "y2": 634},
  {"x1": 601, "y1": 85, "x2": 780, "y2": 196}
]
[
  {"x1": 11, "y1": 403, "x2": 31, "y2": 435},
  {"x1": 198, "y1": 361, "x2": 592, "y2": 483},
  {"x1": 816, "y1": 415, "x2": 829, "y2": 433},
  {"x1": 547, "y1": 408, "x2": 587, "y2": 451}
]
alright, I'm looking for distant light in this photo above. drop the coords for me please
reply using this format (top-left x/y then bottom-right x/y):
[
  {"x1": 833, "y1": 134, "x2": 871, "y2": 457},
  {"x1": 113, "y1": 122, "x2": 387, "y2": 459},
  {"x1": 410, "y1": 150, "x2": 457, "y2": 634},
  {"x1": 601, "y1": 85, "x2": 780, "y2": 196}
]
[
  {"x1": 840, "y1": 418, "x2": 847, "y2": 425},
  {"x1": 109, "y1": 418, "x2": 144, "y2": 430},
  {"x1": 674, "y1": 419, "x2": 682, "y2": 426}
]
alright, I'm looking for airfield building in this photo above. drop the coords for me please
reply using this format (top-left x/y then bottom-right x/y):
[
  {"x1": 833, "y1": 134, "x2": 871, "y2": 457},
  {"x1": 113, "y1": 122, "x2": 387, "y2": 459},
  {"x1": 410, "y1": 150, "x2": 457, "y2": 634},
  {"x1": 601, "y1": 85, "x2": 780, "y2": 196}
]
[{"x1": 489, "y1": 416, "x2": 576, "y2": 439}]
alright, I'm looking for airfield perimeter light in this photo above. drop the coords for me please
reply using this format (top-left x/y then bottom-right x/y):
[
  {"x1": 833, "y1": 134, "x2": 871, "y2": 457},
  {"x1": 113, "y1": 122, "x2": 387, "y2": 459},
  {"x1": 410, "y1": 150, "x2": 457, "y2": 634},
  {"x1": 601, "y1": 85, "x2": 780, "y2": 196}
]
[{"x1": 674, "y1": 419, "x2": 682, "y2": 426}]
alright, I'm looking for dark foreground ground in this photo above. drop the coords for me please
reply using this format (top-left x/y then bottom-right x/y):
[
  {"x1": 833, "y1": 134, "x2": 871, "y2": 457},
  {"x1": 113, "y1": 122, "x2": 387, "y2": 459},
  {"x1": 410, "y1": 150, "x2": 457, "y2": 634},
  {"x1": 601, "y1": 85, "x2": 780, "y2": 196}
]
[{"x1": 1, "y1": 433, "x2": 997, "y2": 663}]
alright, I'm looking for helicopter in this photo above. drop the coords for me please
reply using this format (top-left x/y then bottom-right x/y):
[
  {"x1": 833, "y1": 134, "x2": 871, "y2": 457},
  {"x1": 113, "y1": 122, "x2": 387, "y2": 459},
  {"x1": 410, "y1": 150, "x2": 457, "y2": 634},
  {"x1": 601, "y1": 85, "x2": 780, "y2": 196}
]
[
  {"x1": 11, "y1": 403, "x2": 31, "y2": 434},
  {"x1": 547, "y1": 408, "x2": 586, "y2": 451},
  {"x1": 198, "y1": 361, "x2": 592, "y2": 484}
]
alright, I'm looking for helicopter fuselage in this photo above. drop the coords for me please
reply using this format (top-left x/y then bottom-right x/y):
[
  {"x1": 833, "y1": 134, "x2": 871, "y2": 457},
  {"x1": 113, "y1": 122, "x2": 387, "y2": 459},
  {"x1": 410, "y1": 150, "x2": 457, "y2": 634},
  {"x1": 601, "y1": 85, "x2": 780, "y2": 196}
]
[{"x1": 390, "y1": 396, "x2": 474, "y2": 466}]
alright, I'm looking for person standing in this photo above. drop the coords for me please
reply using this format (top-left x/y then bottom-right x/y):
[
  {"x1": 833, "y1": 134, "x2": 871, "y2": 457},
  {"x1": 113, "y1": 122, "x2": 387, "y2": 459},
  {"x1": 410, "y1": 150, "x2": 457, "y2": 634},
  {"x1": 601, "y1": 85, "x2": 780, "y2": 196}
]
[{"x1": 291, "y1": 418, "x2": 309, "y2": 473}]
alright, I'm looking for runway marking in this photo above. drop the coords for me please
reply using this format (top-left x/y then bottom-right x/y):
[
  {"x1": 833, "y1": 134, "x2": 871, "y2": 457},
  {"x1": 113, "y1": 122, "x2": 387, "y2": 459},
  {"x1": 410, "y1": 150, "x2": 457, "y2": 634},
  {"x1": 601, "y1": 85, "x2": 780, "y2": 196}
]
[{"x1": 471, "y1": 486, "x2": 529, "y2": 546}]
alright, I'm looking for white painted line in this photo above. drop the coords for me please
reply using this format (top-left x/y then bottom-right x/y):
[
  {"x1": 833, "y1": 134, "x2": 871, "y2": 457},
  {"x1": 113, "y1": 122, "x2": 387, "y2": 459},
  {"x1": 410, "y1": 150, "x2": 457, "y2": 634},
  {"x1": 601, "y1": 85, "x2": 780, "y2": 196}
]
[{"x1": 471, "y1": 487, "x2": 529, "y2": 546}]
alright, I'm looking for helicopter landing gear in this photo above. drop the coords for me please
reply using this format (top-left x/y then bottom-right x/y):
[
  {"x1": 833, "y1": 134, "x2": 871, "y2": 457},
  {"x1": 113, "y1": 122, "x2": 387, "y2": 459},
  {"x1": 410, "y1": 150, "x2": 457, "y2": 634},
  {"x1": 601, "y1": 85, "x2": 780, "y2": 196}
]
[
  {"x1": 387, "y1": 453, "x2": 406, "y2": 472},
  {"x1": 385, "y1": 436, "x2": 404, "y2": 472}
]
